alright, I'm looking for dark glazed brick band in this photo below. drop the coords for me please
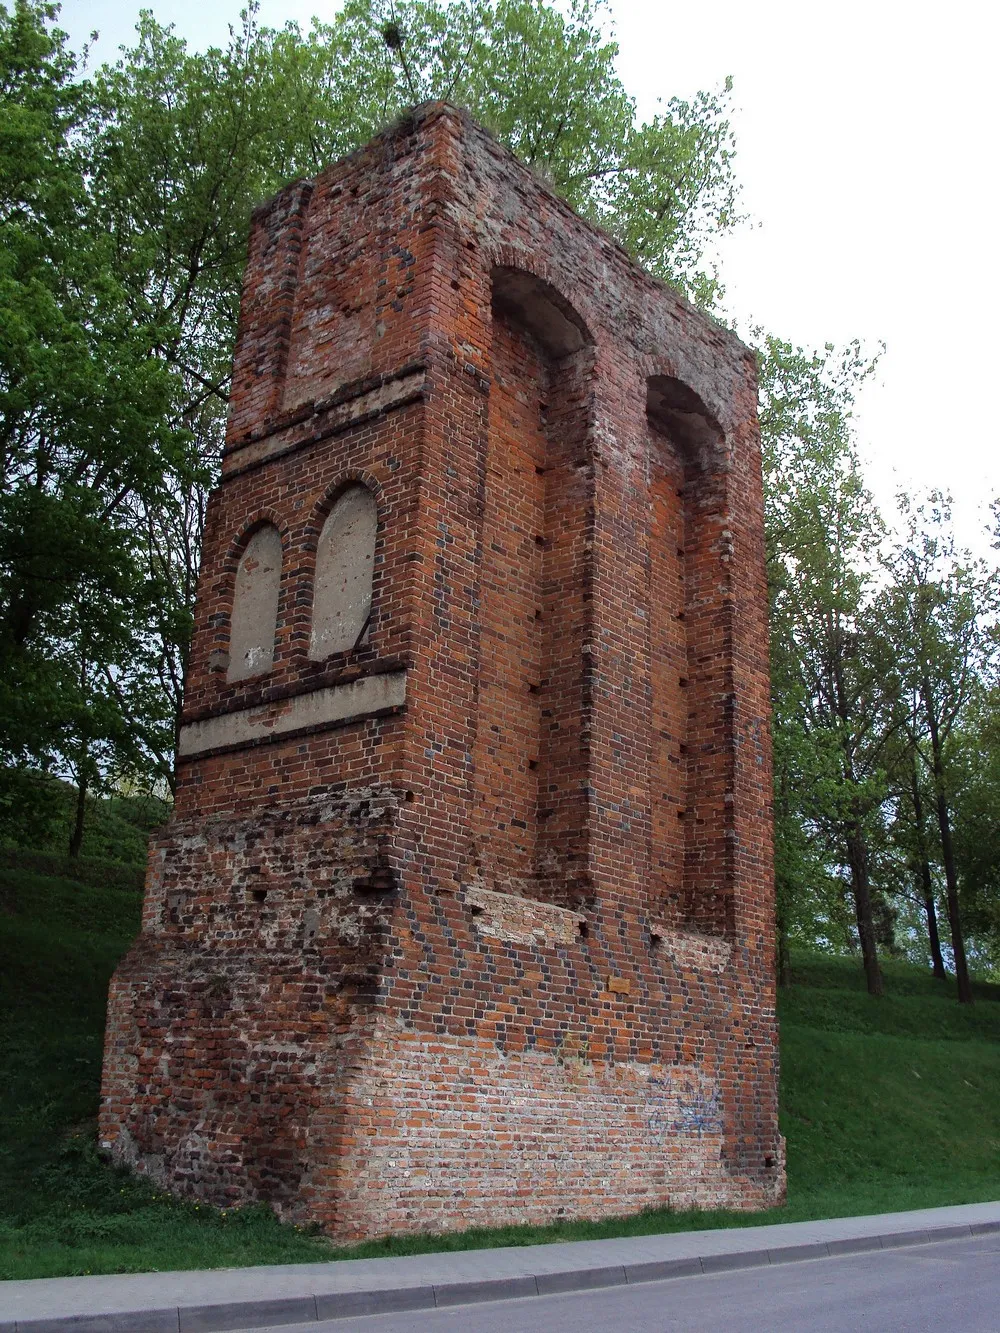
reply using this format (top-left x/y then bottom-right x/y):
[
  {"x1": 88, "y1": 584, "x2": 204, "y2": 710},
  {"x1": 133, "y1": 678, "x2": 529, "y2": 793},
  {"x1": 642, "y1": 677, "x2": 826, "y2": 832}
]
[{"x1": 100, "y1": 101, "x2": 783, "y2": 1241}]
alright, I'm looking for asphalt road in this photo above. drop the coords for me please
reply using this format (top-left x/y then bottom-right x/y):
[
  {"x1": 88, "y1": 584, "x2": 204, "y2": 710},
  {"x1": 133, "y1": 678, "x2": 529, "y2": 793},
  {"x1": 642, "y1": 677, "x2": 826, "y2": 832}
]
[{"x1": 237, "y1": 1233, "x2": 1000, "y2": 1332}]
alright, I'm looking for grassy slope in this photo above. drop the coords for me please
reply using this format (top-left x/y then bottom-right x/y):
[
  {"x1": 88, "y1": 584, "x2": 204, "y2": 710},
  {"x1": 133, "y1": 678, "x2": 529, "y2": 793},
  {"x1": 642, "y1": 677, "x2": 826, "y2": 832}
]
[
  {"x1": 1, "y1": 869, "x2": 997, "y2": 1280},
  {"x1": 0, "y1": 773, "x2": 169, "y2": 867},
  {"x1": 779, "y1": 957, "x2": 1000, "y2": 1218}
]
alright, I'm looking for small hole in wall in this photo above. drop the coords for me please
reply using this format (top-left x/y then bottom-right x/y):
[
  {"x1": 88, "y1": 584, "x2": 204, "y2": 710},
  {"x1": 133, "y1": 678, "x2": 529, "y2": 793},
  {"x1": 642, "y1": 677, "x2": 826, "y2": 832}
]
[
  {"x1": 578, "y1": 920, "x2": 590, "y2": 940},
  {"x1": 534, "y1": 534, "x2": 546, "y2": 546},
  {"x1": 534, "y1": 608, "x2": 542, "y2": 619},
  {"x1": 528, "y1": 759, "x2": 538, "y2": 770},
  {"x1": 535, "y1": 465, "x2": 546, "y2": 476},
  {"x1": 677, "y1": 809, "x2": 686, "y2": 820},
  {"x1": 650, "y1": 932, "x2": 663, "y2": 951},
  {"x1": 252, "y1": 889, "x2": 268, "y2": 903},
  {"x1": 677, "y1": 547, "x2": 685, "y2": 557},
  {"x1": 469, "y1": 903, "x2": 485, "y2": 917},
  {"x1": 676, "y1": 610, "x2": 685, "y2": 620},
  {"x1": 405, "y1": 790, "x2": 415, "y2": 802},
  {"x1": 765, "y1": 1155, "x2": 775, "y2": 1169},
  {"x1": 679, "y1": 677, "x2": 689, "y2": 688}
]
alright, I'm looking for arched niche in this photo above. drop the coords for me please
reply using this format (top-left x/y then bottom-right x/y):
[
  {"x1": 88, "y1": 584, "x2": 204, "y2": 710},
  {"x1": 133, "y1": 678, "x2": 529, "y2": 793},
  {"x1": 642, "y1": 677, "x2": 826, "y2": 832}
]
[
  {"x1": 309, "y1": 483, "x2": 377, "y2": 660},
  {"x1": 228, "y1": 524, "x2": 282, "y2": 682},
  {"x1": 491, "y1": 266, "x2": 592, "y2": 359},
  {"x1": 645, "y1": 372, "x2": 731, "y2": 936},
  {"x1": 646, "y1": 375, "x2": 723, "y2": 470},
  {"x1": 472, "y1": 265, "x2": 594, "y2": 908}
]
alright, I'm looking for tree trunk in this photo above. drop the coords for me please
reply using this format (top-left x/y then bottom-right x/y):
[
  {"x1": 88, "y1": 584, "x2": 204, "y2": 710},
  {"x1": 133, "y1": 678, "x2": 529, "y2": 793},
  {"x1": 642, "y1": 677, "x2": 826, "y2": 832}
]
[
  {"x1": 922, "y1": 877, "x2": 948, "y2": 982},
  {"x1": 911, "y1": 764, "x2": 947, "y2": 980},
  {"x1": 937, "y1": 790, "x2": 972, "y2": 1004},
  {"x1": 925, "y1": 705, "x2": 973, "y2": 1004},
  {"x1": 847, "y1": 825, "x2": 883, "y2": 996},
  {"x1": 68, "y1": 775, "x2": 87, "y2": 859}
]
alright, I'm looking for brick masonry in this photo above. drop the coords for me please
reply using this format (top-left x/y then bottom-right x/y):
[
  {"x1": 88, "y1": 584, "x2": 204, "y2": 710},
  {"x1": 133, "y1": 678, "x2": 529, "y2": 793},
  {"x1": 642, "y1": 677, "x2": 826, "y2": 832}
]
[{"x1": 101, "y1": 103, "x2": 785, "y2": 1241}]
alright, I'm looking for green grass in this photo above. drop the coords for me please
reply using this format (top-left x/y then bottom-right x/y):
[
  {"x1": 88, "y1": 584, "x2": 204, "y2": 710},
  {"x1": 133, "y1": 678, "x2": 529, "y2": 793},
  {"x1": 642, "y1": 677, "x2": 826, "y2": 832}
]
[{"x1": 2, "y1": 867, "x2": 998, "y2": 1280}]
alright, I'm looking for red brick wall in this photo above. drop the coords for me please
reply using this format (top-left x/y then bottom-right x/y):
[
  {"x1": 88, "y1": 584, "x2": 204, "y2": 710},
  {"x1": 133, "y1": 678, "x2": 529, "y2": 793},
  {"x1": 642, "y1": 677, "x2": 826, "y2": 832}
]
[{"x1": 101, "y1": 103, "x2": 784, "y2": 1241}]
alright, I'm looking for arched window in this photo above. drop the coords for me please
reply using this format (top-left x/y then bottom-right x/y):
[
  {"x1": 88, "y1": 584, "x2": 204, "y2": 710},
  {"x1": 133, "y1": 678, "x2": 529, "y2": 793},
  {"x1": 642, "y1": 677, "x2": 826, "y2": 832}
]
[
  {"x1": 227, "y1": 524, "x2": 282, "y2": 682},
  {"x1": 309, "y1": 484, "x2": 377, "y2": 659}
]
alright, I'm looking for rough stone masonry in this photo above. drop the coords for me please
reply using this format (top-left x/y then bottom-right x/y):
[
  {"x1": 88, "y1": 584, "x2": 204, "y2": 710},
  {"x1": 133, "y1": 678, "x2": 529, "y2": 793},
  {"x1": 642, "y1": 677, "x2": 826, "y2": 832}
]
[{"x1": 100, "y1": 103, "x2": 785, "y2": 1240}]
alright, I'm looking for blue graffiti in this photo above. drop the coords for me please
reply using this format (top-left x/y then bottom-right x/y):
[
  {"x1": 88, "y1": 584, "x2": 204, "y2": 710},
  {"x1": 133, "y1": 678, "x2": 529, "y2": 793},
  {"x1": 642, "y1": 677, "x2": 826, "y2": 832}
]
[{"x1": 646, "y1": 1076, "x2": 723, "y2": 1141}]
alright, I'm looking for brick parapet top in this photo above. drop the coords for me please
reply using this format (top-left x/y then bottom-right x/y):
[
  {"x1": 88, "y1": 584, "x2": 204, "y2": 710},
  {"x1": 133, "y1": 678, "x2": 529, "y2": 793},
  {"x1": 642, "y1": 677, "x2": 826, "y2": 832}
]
[{"x1": 247, "y1": 99, "x2": 753, "y2": 368}]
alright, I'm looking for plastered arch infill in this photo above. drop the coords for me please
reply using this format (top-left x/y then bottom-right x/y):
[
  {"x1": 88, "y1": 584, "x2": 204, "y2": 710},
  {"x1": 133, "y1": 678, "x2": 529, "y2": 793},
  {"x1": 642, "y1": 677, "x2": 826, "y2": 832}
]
[
  {"x1": 227, "y1": 522, "x2": 284, "y2": 682},
  {"x1": 222, "y1": 508, "x2": 292, "y2": 575},
  {"x1": 309, "y1": 482, "x2": 378, "y2": 660},
  {"x1": 306, "y1": 468, "x2": 386, "y2": 534}
]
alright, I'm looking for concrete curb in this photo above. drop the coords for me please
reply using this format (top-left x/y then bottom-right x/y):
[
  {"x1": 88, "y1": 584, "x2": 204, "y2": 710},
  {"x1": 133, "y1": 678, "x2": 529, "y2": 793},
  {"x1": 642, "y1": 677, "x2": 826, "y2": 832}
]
[{"x1": 5, "y1": 1220, "x2": 998, "y2": 1333}]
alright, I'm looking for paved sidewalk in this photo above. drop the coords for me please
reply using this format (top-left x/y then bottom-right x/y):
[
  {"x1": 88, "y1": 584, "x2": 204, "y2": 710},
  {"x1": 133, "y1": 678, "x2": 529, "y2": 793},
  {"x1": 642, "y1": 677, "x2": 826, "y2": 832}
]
[{"x1": 3, "y1": 1200, "x2": 1000, "y2": 1333}]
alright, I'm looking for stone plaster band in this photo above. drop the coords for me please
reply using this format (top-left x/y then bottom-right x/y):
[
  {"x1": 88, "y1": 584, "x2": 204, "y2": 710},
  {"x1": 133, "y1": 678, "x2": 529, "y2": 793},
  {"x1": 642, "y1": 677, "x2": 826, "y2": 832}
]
[
  {"x1": 221, "y1": 368, "x2": 427, "y2": 476},
  {"x1": 464, "y1": 885, "x2": 586, "y2": 946},
  {"x1": 177, "y1": 671, "x2": 407, "y2": 757}
]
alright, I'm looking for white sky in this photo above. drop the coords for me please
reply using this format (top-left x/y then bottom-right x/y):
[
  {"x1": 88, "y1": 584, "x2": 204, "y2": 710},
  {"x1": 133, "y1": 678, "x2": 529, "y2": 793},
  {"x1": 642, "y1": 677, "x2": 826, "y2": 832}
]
[{"x1": 61, "y1": 0, "x2": 1000, "y2": 553}]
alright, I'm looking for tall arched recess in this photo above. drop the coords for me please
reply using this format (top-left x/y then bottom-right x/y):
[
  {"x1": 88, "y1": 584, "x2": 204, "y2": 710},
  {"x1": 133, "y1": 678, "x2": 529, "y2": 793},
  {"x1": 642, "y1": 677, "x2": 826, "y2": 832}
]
[
  {"x1": 471, "y1": 266, "x2": 595, "y2": 909},
  {"x1": 309, "y1": 484, "x2": 377, "y2": 659},
  {"x1": 228, "y1": 524, "x2": 283, "y2": 682},
  {"x1": 645, "y1": 375, "x2": 730, "y2": 936}
]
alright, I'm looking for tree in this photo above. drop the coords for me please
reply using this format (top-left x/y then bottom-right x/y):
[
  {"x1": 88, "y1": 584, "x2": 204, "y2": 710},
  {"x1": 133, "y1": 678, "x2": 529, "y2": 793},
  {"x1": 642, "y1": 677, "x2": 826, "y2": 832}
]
[
  {"x1": 880, "y1": 493, "x2": 997, "y2": 1003},
  {"x1": 950, "y1": 684, "x2": 1000, "y2": 976},
  {"x1": 759, "y1": 333, "x2": 893, "y2": 995},
  {"x1": 0, "y1": 0, "x2": 190, "y2": 814}
]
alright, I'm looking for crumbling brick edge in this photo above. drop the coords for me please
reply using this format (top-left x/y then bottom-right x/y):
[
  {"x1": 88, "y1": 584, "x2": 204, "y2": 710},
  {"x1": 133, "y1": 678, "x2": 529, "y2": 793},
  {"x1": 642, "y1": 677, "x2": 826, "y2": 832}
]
[{"x1": 5, "y1": 1221, "x2": 997, "y2": 1333}]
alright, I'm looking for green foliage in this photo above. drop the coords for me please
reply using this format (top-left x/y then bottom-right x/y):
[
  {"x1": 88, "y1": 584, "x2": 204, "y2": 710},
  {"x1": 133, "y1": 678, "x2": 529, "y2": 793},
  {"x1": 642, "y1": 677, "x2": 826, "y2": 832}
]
[
  {"x1": 759, "y1": 339, "x2": 1000, "y2": 985},
  {"x1": 875, "y1": 494, "x2": 999, "y2": 999},
  {"x1": 3, "y1": 0, "x2": 998, "y2": 983},
  {"x1": 0, "y1": 0, "x2": 733, "y2": 814},
  {"x1": 947, "y1": 687, "x2": 1000, "y2": 972},
  {"x1": 0, "y1": 0, "x2": 194, "y2": 797},
  {"x1": 757, "y1": 333, "x2": 896, "y2": 981},
  {"x1": 0, "y1": 762, "x2": 64, "y2": 846}
]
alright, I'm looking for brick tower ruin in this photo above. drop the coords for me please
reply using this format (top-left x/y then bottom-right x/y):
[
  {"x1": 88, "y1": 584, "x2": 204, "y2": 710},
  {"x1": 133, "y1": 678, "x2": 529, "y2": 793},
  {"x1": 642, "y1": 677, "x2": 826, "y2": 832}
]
[{"x1": 101, "y1": 103, "x2": 785, "y2": 1239}]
